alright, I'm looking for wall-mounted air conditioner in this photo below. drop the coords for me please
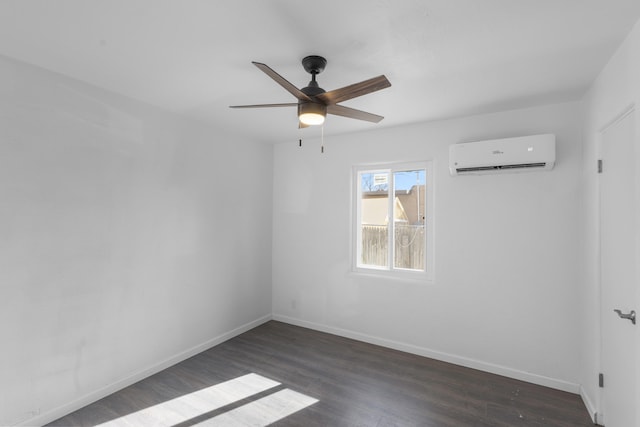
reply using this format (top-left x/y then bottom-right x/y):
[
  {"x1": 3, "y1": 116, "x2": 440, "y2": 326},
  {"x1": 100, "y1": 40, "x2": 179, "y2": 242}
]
[{"x1": 449, "y1": 134, "x2": 555, "y2": 176}]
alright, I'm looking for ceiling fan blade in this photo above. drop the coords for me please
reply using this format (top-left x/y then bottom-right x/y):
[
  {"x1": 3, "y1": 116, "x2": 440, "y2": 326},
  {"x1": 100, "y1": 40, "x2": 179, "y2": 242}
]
[
  {"x1": 229, "y1": 103, "x2": 298, "y2": 108},
  {"x1": 316, "y1": 75, "x2": 391, "y2": 105},
  {"x1": 327, "y1": 104, "x2": 384, "y2": 123},
  {"x1": 252, "y1": 62, "x2": 312, "y2": 102}
]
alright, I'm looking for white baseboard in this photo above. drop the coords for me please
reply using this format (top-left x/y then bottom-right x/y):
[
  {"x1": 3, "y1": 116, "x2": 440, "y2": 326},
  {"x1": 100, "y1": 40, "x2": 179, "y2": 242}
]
[
  {"x1": 21, "y1": 314, "x2": 272, "y2": 427},
  {"x1": 580, "y1": 386, "x2": 600, "y2": 425},
  {"x1": 273, "y1": 314, "x2": 581, "y2": 394}
]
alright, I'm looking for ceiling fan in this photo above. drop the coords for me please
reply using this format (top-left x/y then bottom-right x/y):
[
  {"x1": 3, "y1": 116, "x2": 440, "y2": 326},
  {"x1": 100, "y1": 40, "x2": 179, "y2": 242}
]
[{"x1": 230, "y1": 55, "x2": 391, "y2": 127}]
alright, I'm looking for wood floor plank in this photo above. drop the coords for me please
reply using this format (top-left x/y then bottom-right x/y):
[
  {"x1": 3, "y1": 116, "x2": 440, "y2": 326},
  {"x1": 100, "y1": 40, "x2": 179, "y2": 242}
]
[
  {"x1": 195, "y1": 389, "x2": 318, "y2": 427},
  {"x1": 47, "y1": 321, "x2": 594, "y2": 427}
]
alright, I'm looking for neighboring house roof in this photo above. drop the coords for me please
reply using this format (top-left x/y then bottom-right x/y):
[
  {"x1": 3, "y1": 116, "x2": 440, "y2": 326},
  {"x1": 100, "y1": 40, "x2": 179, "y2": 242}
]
[{"x1": 396, "y1": 185, "x2": 425, "y2": 225}]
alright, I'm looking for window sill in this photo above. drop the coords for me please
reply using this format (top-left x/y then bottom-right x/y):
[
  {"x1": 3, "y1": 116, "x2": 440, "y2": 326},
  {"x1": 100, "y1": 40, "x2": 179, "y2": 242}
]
[{"x1": 349, "y1": 268, "x2": 434, "y2": 284}]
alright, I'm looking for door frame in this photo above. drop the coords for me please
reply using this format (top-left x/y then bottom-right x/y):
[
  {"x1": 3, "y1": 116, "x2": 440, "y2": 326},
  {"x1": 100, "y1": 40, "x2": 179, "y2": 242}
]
[{"x1": 596, "y1": 104, "x2": 638, "y2": 426}]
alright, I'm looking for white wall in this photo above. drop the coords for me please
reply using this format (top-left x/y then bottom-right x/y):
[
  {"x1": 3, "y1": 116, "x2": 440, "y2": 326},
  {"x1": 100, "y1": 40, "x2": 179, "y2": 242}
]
[
  {"x1": 273, "y1": 101, "x2": 584, "y2": 392},
  {"x1": 0, "y1": 55, "x2": 273, "y2": 426},
  {"x1": 580, "y1": 18, "x2": 640, "y2": 422}
]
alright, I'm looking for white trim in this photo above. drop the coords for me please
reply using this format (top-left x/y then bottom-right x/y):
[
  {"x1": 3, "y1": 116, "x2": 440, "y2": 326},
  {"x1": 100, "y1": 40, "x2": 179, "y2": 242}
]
[
  {"x1": 273, "y1": 314, "x2": 581, "y2": 394},
  {"x1": 348, "y1": 269, "x2": 435, "y2": 285},
  {"x1": 352, "y1": 161, "x2": 434, "y2": 280},
  {"x1": 595, "y1": 124, "x2": 605, "y2": 424},
  {"x1": 19, "y1": 314, "x2": 273, "y2": 427},
  {"x1": 580, "y1": 385, "x2": 599, "y2": 425},
  {"x1": 598, "y1": 103, "x2": 635, "y2": 134},
  {"x1": 425, "y1": 160, "x2": 435, "y2": 280}
]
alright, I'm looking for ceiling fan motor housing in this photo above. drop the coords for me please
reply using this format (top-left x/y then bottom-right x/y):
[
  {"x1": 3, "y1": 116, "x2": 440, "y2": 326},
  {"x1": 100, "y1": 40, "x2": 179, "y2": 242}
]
[{"x1": 301, "y1": 82, "x2": 325, "y2": 97}]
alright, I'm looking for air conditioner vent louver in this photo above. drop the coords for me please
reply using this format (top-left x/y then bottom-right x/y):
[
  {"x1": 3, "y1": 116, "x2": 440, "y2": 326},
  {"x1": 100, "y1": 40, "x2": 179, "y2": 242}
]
[
  {"x1": 449, "y1": 135, "x2": 555, "y2": 176},
  {"x1": 456, "y1": 162, "x2": 547, "y2": 173}
]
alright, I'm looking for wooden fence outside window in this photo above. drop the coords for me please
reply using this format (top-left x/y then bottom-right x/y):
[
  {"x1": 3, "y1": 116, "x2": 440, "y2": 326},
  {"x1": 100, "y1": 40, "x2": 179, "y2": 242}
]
[{"x1": 361, "y1": 224, "x2": 425, "y2": 270}]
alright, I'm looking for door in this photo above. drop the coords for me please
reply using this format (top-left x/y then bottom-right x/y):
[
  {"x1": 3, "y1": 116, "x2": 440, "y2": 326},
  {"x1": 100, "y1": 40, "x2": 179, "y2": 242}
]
[{"x1": 600, "y1": 109, "x2": 637, "y2": 427}]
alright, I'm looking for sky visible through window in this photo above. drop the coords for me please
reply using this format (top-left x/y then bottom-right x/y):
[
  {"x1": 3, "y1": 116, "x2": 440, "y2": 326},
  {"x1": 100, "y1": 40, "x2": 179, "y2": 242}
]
[
  {"x1": 361, "y1": 169, "x2": 425, "y2": 192},
  {"x1": 395, "y1": 170, "x2": 425, "y2": 190}
]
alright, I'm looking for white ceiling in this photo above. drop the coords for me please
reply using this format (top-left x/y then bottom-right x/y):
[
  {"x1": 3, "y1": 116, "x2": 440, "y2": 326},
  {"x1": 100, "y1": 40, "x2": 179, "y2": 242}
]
[{"x1": 1, "y1": 0, "x2": 639, "y2": 143}]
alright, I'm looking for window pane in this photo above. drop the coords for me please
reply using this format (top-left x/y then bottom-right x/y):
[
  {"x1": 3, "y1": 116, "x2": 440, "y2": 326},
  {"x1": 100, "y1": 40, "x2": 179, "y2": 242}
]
[
  {"x1": 393, "y1": 170, "x2": 426, "y2": 270},
  {"x1": 360, "y1": 172, "x2": 389, "y2": 268}
]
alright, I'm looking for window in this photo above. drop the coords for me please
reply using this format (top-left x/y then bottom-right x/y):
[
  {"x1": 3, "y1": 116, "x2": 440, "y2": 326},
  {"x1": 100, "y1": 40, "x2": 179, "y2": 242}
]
[{"x1": 354, "y1": 161, "x2": 433, "y2": 279}]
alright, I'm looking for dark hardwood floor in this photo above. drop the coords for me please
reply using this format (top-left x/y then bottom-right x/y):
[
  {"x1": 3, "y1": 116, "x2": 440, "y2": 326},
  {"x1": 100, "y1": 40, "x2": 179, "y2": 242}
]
[{"x1": 48, "y1": 321, "x2": 594, "y2": 426}]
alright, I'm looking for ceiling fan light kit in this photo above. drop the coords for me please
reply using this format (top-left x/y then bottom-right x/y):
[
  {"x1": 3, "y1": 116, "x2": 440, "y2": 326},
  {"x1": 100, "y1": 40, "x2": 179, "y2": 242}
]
[
  {"x1": 230, "y1": 55, "x2": 391, "y2": 128},
  {"x1": 298, "y1": 102, "x2": 326, "y2": 125}
]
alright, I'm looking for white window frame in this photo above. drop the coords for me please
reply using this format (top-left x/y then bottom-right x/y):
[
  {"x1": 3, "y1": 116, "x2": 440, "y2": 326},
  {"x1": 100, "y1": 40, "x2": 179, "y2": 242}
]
[{"x1": 352, "y1": 160, "x2": 434, "y2": 281}]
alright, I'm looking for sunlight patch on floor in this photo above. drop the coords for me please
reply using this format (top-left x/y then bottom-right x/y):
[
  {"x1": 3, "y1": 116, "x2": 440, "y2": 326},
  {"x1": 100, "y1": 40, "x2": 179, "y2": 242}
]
[
  {"x1": 94, "y1": 373, "x2": 317, "y2": 427},
  {"x1": 194, "y1": 388, "x2": 319, "y2": 426}
]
